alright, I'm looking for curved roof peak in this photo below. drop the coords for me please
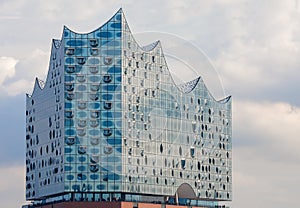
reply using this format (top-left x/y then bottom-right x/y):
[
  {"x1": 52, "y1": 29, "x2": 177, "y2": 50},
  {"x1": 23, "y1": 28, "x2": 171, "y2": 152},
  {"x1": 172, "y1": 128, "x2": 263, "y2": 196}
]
[
  {"x1": 218, "y1": 95, "x2": 232, "y2": 103},
  {"x1": 177, "y1": 76, "x2": 201, "y2": 94},
  {"x1": 175, "y1": 76, "x2": 231, "y2": 104},
  {"x1": 63, "y1": 8, "x2": 123, "y2": 35},
  {"x1": 52, "y1": 39, "x2": 62, "y2": 49},
  {"x1": 28, "y1": 77, "x2": 43, "y2": 97},
  {"x1": 141, "y1": 40, "x2": 160, "y2": 51},
  {"x1": 36, "y1": 78, "x2": 45, "y2": 89}
]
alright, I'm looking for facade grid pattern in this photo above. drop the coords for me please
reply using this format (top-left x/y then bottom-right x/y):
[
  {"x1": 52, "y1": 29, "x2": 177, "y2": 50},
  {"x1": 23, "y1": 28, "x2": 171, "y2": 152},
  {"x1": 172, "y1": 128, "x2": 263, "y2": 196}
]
[{"x1": 25, "y1": 9, "x2": 232, "y2": 206}]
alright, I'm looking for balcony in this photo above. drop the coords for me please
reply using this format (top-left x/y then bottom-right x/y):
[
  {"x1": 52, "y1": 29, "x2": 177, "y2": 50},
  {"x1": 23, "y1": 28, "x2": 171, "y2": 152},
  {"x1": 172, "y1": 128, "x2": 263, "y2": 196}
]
[
  {"x1": 90, "y1": 164, "x2": 99, "y2": 172},
  {"x1": 104, "y1": 57, "x2": 113, "y2": 65},
  {"x1": 65, "y1": 48, "x2": 75, "y2": 55},
  {"x1": 77, "y1": 57, "x2": 86, "y2": 65},
  {"x1": 89, "y1": 39, "x2": 98, "y2": 47},
  {"x1": 103, "y1": 101, "x2": 112, "y2": 110},
  {"x1": 103, "y1": 128, "x2": 112, "y2": 137},
  {"x1": 78, "y1": 146, "x2": 87, "y2": 154},
  {"x1": 103, "y1": 74, "x2": 112, "y2": 83},
  {"x1": 65, "y1": 136, "x2": 76, "y2": 145}
]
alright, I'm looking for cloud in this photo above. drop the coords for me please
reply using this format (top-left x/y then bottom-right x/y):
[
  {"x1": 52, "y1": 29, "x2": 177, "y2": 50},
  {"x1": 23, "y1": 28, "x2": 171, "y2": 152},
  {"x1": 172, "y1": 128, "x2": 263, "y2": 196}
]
[
  {"x1": 232, "y1": 146, "x2": 300, "y2": 208},
  {"x1": 211, "y1": 0, "x2": 300, "y2": 104},
  {"x1": 234, "y1": 100, "x2": 300, "y2": 161},
  {"x1": 0, "y1": 1, "x2": 300, "y2": 208},
  {"x1": 0, "y1": 165, "x2": 26, "y2": 208},
  {"x1": 0, "y1": 57, "x2": 18, "y2": 85},
  {"x1": 232, "y1": 100, "x2": 300, "y2": 207},
  {"x1": 4, "y1": 79, "x2": 32, "y2": 96},
  {"x1": 0, "y1": 49, "x2": 48, "y2": 97}
]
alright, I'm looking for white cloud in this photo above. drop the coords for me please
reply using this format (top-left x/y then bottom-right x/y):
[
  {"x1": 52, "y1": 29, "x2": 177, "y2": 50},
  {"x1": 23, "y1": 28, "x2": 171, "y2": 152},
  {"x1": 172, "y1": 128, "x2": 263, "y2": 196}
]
[
  {"x1": 0, "y1": 49, "x2": 48, "y2": 97},
  {"x1": 0, "y1": 57, "x2": 18, "y2": 85},
  {"x1": 4, "y1": 79, "x2": 33, "y2": 96},
  {"x1": 211, "y1": 0, "x2": 300, "y2": 102},
  {"x1": 15, "y1": 49, "x2": 48, "y2": 80}
]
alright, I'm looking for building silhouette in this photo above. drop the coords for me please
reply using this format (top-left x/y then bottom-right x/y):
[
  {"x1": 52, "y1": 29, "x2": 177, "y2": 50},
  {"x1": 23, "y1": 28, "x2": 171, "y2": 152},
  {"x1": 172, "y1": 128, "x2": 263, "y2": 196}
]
[{"x1": 24, "y1": 9, "x2": 232, "y2": 208}]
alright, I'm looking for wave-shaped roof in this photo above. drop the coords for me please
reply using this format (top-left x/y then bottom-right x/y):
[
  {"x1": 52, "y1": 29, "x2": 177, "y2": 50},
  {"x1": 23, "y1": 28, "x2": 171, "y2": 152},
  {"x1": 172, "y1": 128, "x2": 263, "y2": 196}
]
[
  {"x1": 141, "y1": 41, "x2": 160, "y2": 51},
  {"x1": 27, "y1": 8, "x2": 231, "y2": 104},
  {"x1": 177, "y1": 77, "x2": 201, "y2": 93},
  {"x1": 53, "y1": 39, "x2": 62, "y2": 49}
]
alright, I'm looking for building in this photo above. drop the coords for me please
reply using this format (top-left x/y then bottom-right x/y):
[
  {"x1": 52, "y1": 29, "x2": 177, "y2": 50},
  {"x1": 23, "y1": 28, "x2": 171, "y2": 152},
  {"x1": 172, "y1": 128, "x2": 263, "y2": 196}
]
[{"x1": 24, "y1": 9, "x2": 232, "y2": 208}]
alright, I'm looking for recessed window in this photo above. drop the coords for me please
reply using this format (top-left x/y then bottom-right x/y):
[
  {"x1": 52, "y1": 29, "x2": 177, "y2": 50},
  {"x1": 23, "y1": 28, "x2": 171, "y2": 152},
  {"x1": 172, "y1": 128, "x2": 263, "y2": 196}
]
[
  {"x1": 104, "y1": 146, "x2": 113, "y2": 154},
  {"x1": 190, "y1": 147, "x2": 195, "y2": 158},
  {"x1": 90, "y1": 119, "x2": 99, "y2": 127},
  {"x1": 90, "y1": 93, "x2": 99, "y2": 101},
  {"x1": 90, "y1": 164, "x2": 99, "y2": 172},
  {"x1": 78, "y1": 146, "x2": 86, "y2": 154},
  {"x1": 66, "y1": 93, "x2": 74, "y2": 100},
  {"x1": 77, "y1": 75, "x2": 86, "y2": 82},
  {"x1": 160, "y1": 144, "x2": 163, "y2": 153},
  {"x1": 104, "y1": 101, "x2": 112, "y2": 110},
  {"x1": 103, "y1": 75, "x2": 112, "y2": 83},
  {"x1": 65, "y1": 48, "x2": 74, "y2": 55},
  {"x1": 104, "y1": 57, "x2": 113, "y2": 65},
  {"x1": 78, "y1": 101, "x2": 86, "y2": 109},
  {"x1": 66, "y1": 66, "x2": 75, "y2": 73},
  {"x1": 103, "y1": 128, "x2": 112, "y2": 137},
  {"x1": 152, "y1": 56, "x2": 155, "y2": 63},
  {"x1": 154, "y1": 74, "x2": 159, "y2": 81},
  {"x1": 77, "y1": 57, "x2": 86, "y2": 65},
  {"x1": 77, "y1": 128, "x2": 86, "y2": 136},
  {"x1": 90, "y1": 111, "x2": 99, "y2": 118},
  {"x1": 90, "y1": 155, "x2": 100, "y2": 163},
  {"x1": 181, "y1": 158, "x2": 186, "y2": 169},
  {"x1": 90, "y1": 84, "x2": 99, "y2": 92},
  {"x1": 91, "y1": 137, "x2": 100, "y2": 145},
  {"x1": 65, "y1": 110, "x2": 73, "y2": 118},
  {"x1": 89, "y1": 39, "x2": 98, "y2": 47},
  {"x1": 152, "y1": 90, "x2": 156, "y2": 97},
  {"x1": 65, "y1": 83, "x2": 74, "y2": 91},
  {"x1": 90, "y1": 48, "x2": 98, "y2": 56},
  {"x1": 89, "y1": 66, "x2": 98, "y2": 74},
  {"x1": 78, "y1": 120, "x2": 86, "y2": 127}
]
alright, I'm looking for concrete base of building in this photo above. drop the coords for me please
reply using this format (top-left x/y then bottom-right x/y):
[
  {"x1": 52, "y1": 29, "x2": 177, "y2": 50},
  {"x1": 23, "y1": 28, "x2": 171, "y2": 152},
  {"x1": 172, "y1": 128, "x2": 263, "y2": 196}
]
[{"x1": 22, "y1": 201, "x2": 212, "y2": 208}]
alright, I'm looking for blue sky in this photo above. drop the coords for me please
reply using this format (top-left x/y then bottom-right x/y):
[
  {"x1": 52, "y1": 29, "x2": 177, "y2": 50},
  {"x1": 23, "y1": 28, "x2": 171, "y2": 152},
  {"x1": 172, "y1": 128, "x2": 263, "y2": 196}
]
[{"x1": 1, "y1": 0, "x2": 300, "y2": 207}]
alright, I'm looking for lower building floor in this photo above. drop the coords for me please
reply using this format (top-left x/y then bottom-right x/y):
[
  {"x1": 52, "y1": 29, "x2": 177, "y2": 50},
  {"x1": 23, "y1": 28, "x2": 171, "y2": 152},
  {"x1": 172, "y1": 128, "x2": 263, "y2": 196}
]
[{"x1": 22, "y1": 201, "x2": 228, "y2": 208}]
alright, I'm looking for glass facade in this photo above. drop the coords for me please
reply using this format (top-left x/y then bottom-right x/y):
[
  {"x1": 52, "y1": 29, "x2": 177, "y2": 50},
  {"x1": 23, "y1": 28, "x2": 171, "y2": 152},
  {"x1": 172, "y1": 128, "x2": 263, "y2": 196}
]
[{"x1": 25, "y1": 9, "x2": 232, "y2": 205}]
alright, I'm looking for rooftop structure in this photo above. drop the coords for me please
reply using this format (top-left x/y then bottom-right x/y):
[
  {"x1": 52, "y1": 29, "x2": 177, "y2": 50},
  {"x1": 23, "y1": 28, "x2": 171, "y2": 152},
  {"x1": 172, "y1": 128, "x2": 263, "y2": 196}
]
[{"x1": 25, "y1": 9, "x2": 232, "y2": 208}]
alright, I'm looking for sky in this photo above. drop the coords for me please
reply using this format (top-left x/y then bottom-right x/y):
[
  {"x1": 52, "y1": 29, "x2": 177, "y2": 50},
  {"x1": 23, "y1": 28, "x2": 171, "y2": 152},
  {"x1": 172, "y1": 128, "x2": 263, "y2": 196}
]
[{"x1": 0, "y1": 0, "x2": 300, "y2": 207}]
